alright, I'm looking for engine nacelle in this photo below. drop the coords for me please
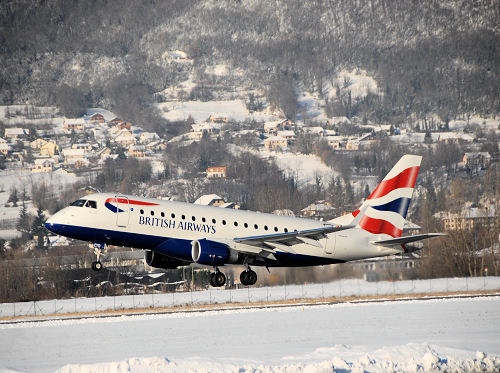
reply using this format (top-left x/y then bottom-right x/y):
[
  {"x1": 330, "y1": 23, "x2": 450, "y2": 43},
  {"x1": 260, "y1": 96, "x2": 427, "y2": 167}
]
[
  {"x1": 403, "y1": 241, "x2": 424, "y2": 253},
  {"x1": 145, "y1": 250, "x2": 184, "y2": 269},
  {"x1": 191, "y1": 239, "x2": 236, "y2": 266}
]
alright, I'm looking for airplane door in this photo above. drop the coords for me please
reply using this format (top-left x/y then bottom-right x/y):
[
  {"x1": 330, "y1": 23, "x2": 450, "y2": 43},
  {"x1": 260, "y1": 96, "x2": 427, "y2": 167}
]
[
  {"x1": 115, "y1": 195, "x2": 130, "y2": 228},
  {"x1": 324, "y1": 234, "x2": 335, "y2": 255}
]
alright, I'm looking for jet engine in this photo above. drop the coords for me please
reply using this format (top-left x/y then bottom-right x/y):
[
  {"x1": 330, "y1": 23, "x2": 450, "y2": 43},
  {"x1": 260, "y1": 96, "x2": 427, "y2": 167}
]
[
  {"x1": 144, "y1": 250, "x2": 184, "y2": 269},
  {"x1": 191, "y1": 239, "x2": 237, "y2": 266}
]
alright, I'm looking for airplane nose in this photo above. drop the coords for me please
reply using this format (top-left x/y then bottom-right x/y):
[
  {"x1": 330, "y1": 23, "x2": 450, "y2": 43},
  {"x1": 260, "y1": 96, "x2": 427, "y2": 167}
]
[
  {"x1": 45, "y1": 212, "x2": 65, "y2": 235},
  {"x1": 45, "y1": 216, "x2": 57, "y2": 233}
]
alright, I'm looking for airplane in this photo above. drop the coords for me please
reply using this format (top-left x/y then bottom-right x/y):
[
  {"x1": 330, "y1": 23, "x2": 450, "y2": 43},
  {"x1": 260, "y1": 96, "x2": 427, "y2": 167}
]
[{"x1": 45, "y1": 154, "x2": 444, "y2": 287}]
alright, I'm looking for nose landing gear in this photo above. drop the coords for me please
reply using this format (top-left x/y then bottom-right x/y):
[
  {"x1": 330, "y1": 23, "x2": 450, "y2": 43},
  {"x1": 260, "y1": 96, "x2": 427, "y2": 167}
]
[
  {"x1": 91, "y1": 242, "x2": 106, "y2": 271},
  {"x1": 91, "y1": 261, "x2": 103, "y2": 271}
]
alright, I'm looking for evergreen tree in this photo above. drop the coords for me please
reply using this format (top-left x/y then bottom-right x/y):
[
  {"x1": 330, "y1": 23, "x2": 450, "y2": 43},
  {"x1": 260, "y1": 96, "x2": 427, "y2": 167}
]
[
  {"x1": 0, "y1": 238, "x2": 6, "y2": 258},
  {"x1": 8, "y1": 187, "x2": 18, "y2": 207},
  {"x1": 345, "y1": 182, "x2": 354, "y2": 206},
  {"x1": 16, "y1": 201, "x2": 31, "y2": 239},
  {"x1": 364, "y1": 184, "x2": 370, "y2": 199},
  {"x1": 31, "y1": 206, "x2": 47, "y2": 250}
]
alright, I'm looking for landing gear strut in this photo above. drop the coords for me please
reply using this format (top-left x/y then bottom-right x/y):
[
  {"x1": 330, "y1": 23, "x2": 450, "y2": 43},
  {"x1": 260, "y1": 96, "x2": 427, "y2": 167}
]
[
  {"x1": 91, "y1": 243, "x2": 106, "y2": 271},
  {"x1": 240, "y1": 267, "x2": 257, "y2": 286},
  {"x1": 209, "y1": 267, "x2": 226, "y2": 287}
]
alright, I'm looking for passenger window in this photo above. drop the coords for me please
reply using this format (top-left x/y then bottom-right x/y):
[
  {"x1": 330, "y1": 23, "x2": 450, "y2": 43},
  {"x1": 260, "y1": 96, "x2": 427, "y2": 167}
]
[
  {"x1": 182, "y1": 215, "x2": 185, "y2": 220},
  {"x1": 202, "y1": 217, "x2": 206, "y2": 222},
  {"x1": 234, "y1": 222, "x2": 238, "y2": 227},
  {"x1": 222, "y1": 220, "x2": 226, "y2": 225},
  {"x1": 71, "y1": 199, "x2": 87, "y2": 207},
  {"x1": 264, "y1": 225, "x2": 268, "y2": 231},
  {"x1": 151, "y1": 211, "x2": 154, "y2": 216},
  {"x1": 244, "y1": 223, "x2": 248, "y2": 228},
  {"x1": 171, "y1": 213, "x2": 175, "y2": 218},
  {"x1": 140, "y1": 209, "x2": 144, "y2": 214},
  {"x1": 254, "y1": 224, "x2": 258, "y2": 229},
  {"x1": 161, "y1": 212, "x2": 165, "y2": 217},
  {"x1": 274, "y1": 227, "x2": 278, "y2": 232},
  {"x1": 284, "y1": 228, "x2": 288, "y2": 233},
  {"x1": 212, "y1": 218, "x2": 216, "y2": 224},
  {"x1": 85, "y1": 200, "x2": 97, "y2": 209},
  {"x1": 192, "y1": 216, "x2": 196, "y2": 221}
]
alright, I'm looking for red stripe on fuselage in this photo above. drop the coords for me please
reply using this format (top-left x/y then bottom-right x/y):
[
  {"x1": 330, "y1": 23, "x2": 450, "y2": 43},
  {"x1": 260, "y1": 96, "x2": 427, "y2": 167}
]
[
  {"x1": 358, "y1": 215, "x2": 402, "y2": 238},
  {"x1": 367, "y1": 166, "x2": 420, "y2": 200},
  {"x1": 105, "y1": 198, "x2": 159, "y2": 206}
]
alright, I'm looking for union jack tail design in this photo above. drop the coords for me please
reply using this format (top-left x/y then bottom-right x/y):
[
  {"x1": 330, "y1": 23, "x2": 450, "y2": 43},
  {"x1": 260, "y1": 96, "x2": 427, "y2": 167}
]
[{"x1": 353, "y1": 155, "x2": 422, "y2": 238}]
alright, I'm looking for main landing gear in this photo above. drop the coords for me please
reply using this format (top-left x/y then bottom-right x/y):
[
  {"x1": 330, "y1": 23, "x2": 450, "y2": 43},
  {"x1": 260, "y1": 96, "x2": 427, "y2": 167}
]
[
  {"x1": 210, "y1": 268, "x2": 226, "y2": 287},
  {"x1": 209, "y1": 266, "x2": 258, "y2": 287},
  {"x1": 91, "y1": 242, "x2": 106, "y2": 271},
  {"x1": 240, "y1": 267, "x2": 257, "y2": 286}
]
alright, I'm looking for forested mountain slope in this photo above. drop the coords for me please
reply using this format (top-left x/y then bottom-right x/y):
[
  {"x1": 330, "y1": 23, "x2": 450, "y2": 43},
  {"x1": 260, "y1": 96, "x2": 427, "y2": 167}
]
[{"x1": 1, "y1": 0, "x2": 498, "y2": 127}]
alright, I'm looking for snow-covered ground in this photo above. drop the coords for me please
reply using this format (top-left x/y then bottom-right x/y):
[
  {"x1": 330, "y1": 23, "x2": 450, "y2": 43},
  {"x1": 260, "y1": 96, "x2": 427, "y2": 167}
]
[
  {"x1": 1, "y1": 296, "x2": 499, "y2": 372},
  {"x1": 229, "y1": 144, "x2": 339, "y2": 188},
  {"x1": 2, "y1": 276, "x2": 499, "y2": 318},
  {"x1": 157, "y1": 100, "x2": 274, "y2": 123},
  {"x1": 269, "y1": 151, "x2": 338, "y2": 187},
  {"x1": 449, "y1": 115, "x2": 500, "y2": 131},
  {"x1": 0, "y1": 168, "x2": 84, "y2": 239}
]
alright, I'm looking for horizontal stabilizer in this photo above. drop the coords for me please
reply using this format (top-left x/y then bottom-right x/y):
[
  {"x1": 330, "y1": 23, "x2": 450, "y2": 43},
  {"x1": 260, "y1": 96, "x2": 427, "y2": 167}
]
[{"x1": 372, "y1": 233, "x2": 446, "y2": 247}]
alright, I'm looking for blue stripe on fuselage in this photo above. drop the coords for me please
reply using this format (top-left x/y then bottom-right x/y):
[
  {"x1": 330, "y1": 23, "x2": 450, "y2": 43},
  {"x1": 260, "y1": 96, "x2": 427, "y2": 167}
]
[
  {"x1": 105, "y1": 202, "x2": 124, "y2": 213},
  {"x1": 44, "y1": 223, "x2": 344, "y2": 267}
]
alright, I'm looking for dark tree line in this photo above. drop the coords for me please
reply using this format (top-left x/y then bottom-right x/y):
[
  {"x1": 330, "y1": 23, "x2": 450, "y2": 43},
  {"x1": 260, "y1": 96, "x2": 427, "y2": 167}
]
[{"x1": 1, "y1": 0, "x2": 498, "y2": 130}]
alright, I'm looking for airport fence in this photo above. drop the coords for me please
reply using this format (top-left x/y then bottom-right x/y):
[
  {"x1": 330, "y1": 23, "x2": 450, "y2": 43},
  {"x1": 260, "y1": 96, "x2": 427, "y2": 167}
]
[{"x1": 1, "y1": 276, "x2": 499, "y2": 318}]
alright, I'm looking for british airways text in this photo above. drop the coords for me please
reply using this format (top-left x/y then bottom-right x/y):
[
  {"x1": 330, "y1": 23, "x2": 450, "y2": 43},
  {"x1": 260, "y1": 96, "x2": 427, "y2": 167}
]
[{"x1": 138, "y1": 216, "x2": 216, "y2": 234}]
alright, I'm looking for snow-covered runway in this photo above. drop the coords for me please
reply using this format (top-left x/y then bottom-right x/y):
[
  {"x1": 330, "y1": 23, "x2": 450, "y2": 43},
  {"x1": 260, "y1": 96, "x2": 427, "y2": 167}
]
[{"x1": 1, "y1": 296, "x2": 500, "y2": 372}]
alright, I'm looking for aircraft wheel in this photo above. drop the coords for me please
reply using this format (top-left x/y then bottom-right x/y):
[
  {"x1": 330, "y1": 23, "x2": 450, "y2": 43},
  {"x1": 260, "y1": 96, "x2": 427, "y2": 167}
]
[
  {"x1": 247, "y1": 269, "x2": 257, "y2": 285},
  {"x1": 92, "y1": 261, "x2": 103, "y2": 271},
  {"x1": 240, "y1": 270, "x2": 248, "y2": 285},
  {"x1": 240, "y1": 269, "x2": 257, "y2": 286},
  {"x1": 213, "y1": 272, "x2": 226, "y2": 287},
  {"x1": 209, "y1": 273, "x2": 216, "y2": 287}
]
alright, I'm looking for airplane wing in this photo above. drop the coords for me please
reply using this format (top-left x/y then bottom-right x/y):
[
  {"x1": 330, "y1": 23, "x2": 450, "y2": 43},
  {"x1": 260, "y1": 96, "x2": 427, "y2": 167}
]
[
  {"x1": 228, "y1": 224, "x2": 353, "y2": 259},
  {"x1": 234, "y1": 224, "x2": 351, "y2": 245},
  {"x1": 372, "y1": 233, "x2": 446, "y2": 248}
]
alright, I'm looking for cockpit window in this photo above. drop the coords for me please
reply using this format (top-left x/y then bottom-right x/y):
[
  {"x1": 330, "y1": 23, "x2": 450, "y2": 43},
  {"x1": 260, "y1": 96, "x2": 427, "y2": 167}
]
[
  {"x1": 71, "y1": 199, "x2": 87, "y2": 207},
  {"x1": 85, "y1": 200, "x2": 97, "y2": 209}
]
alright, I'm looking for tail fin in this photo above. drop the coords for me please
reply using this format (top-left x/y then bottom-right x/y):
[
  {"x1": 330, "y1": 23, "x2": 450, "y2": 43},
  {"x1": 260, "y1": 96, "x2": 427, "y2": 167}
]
[{"x1": 331, "y1": 155, "x2": 422, "y2": 238}]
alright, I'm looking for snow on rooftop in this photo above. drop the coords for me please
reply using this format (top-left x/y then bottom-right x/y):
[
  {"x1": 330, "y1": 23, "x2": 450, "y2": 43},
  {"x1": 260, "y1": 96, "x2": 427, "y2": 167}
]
[
  {"x1": 301, "y1": 202, "x2": 334, "y2": 212},
  {"x1": 162, "y1": 50, "x2": 189, "y2": 60},
  {"x1": 264, "y1": 121, "x2": 281, "y2": 129},
  {"x1": 194, "y1": 194, "x2": 223, "y2": 205},
  {"x1": 277, "y1": 130, "x2": 295, "y2": 137},
  {"x1": 85, "y1": 108, "x2": 116, "y2": 122},
  {"x1": 389, "y1": 133, "x2": 426, "y2": 144}
]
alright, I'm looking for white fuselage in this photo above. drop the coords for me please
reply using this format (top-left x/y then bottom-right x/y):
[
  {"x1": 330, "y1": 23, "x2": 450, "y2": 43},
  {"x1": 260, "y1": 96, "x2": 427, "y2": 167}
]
[{"x1": 46, "y1": 193, "x2": 401, "y2": 267}]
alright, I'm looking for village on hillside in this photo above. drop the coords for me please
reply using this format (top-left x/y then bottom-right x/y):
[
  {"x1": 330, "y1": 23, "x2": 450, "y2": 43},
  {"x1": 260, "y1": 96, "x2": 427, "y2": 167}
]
[{"x1": 0, "y1": 101, "x2": 499, "y2": 296}]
